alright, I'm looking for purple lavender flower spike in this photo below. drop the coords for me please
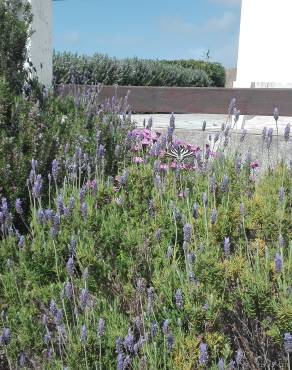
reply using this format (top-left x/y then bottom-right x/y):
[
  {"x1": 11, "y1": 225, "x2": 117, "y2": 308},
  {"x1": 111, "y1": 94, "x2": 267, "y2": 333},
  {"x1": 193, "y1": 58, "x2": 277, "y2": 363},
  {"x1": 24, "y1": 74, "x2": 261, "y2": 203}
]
[
  {"x1": 57, "y1": 195, "x2": 64, "y2": 214},
  {"x1": 117, "y1": 353, "x2": 123, "y2": 370},
  {"x1": 37, "y1": 209, "x2": 45, "y2": 225},
  {"x1": 217, "y1": 358, "x2": 225, "y2": 370},
  {"x1": 80, "y1": 324, "x2": 87, "y2": 343},
  {"x1": 193, "y1": 203, "x2": 199, "y2": 220},
  {"x1": 235, "y1": 349, "x2": 244, "y2": 365},
  {"x1": 54, "y1": 308, "x2": 63, "y2": 325},
  {"x1": 166, "y1": 246, "x2": 173, "y2": 259},
  {"x1": 199, "y1": 343, "x2": 208, "y2": 365},
  {"x1": 49, "y1": 299, "x2": 58, "y2": 316},
  {"x1": 284, "y1": 333, "x2": 292, "y2": 353},
  {"x1": 15, "y1": 198, "x2": 23, "y2": 215},
  {"x1": 52, "y1": 159, "x2": 59, "y2": 181},
  {"x1": 18, "y1": 351, "x2": 26, "y2": 368},
  {"x1": 228, "y1": 98, "x2": 236, "y2": 115},
  {"x1": 123, "y1": 329, "x2": 134, "y2": 353},
  {"x1": 228, "y1": 360, "x2": 236, "y2": 369},
  {"x1": 274, "y1": 107, "x2": 279, "y2": 122},
  {"x1": 80, "y1": 288, "x2": 89, "y2": 310},
  {"x1": 202, "y1": 192, "x2": 208, "y2": 207},
  {"x1": 79, "y1": 188, "x2": 86, "y2": 202},
  {"x1": 166, "y1": 333, "x2": 174, "y2": 352},
  {"x1": 66, "y1": 256, "x2": 74, "y2": 276},
  {"x1": 43, "y1": 330, "x2": 51, "y2": 345},
  {"x1": 187, "y1": 252, "x2": 196, "y2": 264},
  {"x1": 235, "y1": 156, "x2": 242, "y2": 173},
  {"x1": 262, "y1": 127, "x2": 267, "y2": 141},
  {"x1": 115, "y1": 337, "x2": 123, "y2": 354},
  {"x1": 81, "y1": 202, "x2": 88, "y2": 219},
  {"x1": 98, "y1": 318, "x2": 105, "y2": 337},
  {"x1": 46, "y1": 348, "x2": 53, "y2": 361},
  {"x1": 210, "y1": 175, "x2": 217, "y2": 193},
  {"x1": 210, "y1": 209, "x2": 218, "y2": 224},
  {"x1": 175, "y1": 289, "x2": 183, "y2": 309},
  {"x1": 274, "y1": 253, "x2": 283, "y2": 273},
  {"x1": 162, "y1": 319, "x2": 170, "y2": 335},
  {"x1": 69, "y1": 238, "x2": 77, "y2": 256},
  {"x1": 284, "y1": 123, "x2": 290, "y2": 141},
  {"x1": 136, "y1": 278, "x2": 146, "y2": 294},
  {"x1": 151, "y1": 322, "x2": 159, "y2": 337},
  {"x1": 221, "y1": 175, "x2": 230, "y2": 193},
  {"x1": 154, "y1": 174, "x2": 162, "y2": 189},
  {"x1": 240, "y1": 128, "x2": 247, "y2": 142},
  {"x1": 18, "y1": 235, "x2": 25, "y2": 249},
  {"x1": 279, "y1": 187, "x2": 285, "y2": 202},
  {"x1": 64, "y1": 281, "x2": 73, "y2": 300},
  {"x1": 147, "y1": 287, "x2": 155, "y2": 313},
  {"x1": 97, "y1": 144, "x2": 106, "y2": 159},
  {"x1": 156, "y1": 228, "x2": 162, "y2": 242},
  {"x1": 183, "y1": 223, "x2": 192, "y2": 243},
  {"x1": 224, "y1": 237, "x2": 230, "y2": 258},
  {"x1": 69, "y1": 197, "x2": 75, "y2": 211},
  {"x1": 267, "y1": 128, "x2": 273, "y2": 148},
  {"x1": 123, "y1": 355, "x2": 132, "y2": 369},
  {"x1": 278, "y1": 234, "x2": 285, "y2": 248},
  {"x1": 31, "y1": 159, "x2": 38, "y2": 171},
  {"x1": 32, "y1": 175, "x2": 42, "y2": 198},
  {"x1": 169, "y1": 113, "x2": 175, "y2": 130},
  {"x1": 189, "y1": 272, "x2": 196, "y2": 284},
  {"x1": 146, "y1": 117, "x2": 153, "y2": 130},
  {"x1": 0, "y1": 327, "x2": 11, "y2": 345}
]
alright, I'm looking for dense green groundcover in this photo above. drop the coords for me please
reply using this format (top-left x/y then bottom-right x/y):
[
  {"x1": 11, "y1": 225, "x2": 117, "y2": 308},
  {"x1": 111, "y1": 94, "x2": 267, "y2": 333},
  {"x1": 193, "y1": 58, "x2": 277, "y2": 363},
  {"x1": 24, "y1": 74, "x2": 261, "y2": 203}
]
[
  {"x1": 53, "y1": 53, "x2": 222, "y2": 88},
  {"x1": 0, "y1": 88, "x2": 291, "y2": 369}
]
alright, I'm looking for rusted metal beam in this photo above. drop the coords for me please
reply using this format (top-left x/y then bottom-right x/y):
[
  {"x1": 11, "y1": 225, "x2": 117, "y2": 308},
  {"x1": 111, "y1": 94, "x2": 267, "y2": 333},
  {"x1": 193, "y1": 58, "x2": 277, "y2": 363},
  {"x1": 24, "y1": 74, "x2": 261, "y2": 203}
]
[{"x1": 55, "y1": 84, "x2": 292, "y2": 116}]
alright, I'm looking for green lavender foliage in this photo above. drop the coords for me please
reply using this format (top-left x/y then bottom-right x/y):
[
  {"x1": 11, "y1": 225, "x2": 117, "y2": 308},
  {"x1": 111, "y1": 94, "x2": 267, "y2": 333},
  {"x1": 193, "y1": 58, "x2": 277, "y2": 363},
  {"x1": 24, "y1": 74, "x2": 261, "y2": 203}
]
[{"x1": 0, "y1": 104, "x2": 291, "y2": 369}]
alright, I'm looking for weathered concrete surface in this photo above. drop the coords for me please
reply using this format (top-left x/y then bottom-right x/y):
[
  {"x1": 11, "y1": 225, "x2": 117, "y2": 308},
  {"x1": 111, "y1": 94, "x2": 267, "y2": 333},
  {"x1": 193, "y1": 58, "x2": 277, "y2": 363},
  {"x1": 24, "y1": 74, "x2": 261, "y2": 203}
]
[{"x1": 132, "y1": 113, "x2": 291, "y2": 133}]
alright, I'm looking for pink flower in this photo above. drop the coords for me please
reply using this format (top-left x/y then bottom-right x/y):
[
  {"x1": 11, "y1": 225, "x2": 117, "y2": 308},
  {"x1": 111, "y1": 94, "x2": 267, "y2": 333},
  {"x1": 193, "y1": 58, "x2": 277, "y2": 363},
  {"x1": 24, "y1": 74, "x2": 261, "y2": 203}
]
[
  {"x1": 170, "y1": 161, "x2": 178, "y2": 169},
  {"x1": 141, "y1": 138, "x2": 151, "y2": 146},
  {"x1": 187, "y1": 144, "x2": 200, "y2": 153},
  {"x1": 131, "y1": 144, "x2": 142, "y2": 152},
  {"x1": 250, "y1": 161, "x2": 259, "y2": 169},
  {"x1": 134, "y1": 156, "x2": 144, "y2": 164},
  {"x1": 173, "y1": 139, "x2": 185, "y2": 147},
  {"x1": 159, "y1": 163, "x2": 168, "y2": 172},
  {"x1": 142, "y1": 129, "x2": 151, "y2": 137}
]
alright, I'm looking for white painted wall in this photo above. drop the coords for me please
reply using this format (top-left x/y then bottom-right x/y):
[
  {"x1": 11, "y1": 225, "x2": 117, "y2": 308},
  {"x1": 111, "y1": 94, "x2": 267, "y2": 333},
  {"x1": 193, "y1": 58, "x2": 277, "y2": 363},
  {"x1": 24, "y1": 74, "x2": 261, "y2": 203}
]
[
  {"x1": 234, "y1": 0, "x2": 292, "y2": 88},
  {"x1": 27, "y1": 0, "x2": 53, "y2": 88}
]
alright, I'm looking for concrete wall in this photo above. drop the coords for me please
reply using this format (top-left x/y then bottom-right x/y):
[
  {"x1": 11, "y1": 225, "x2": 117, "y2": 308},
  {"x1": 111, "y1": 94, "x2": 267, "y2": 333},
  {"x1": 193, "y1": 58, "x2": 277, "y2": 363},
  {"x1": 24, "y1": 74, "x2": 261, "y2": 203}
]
[
  {"x1": 234, "y1": 0, "x2": 292, "y2": 87},
  {"x1": 27, "y1": 0, "x2": 53, "y2": 88}
]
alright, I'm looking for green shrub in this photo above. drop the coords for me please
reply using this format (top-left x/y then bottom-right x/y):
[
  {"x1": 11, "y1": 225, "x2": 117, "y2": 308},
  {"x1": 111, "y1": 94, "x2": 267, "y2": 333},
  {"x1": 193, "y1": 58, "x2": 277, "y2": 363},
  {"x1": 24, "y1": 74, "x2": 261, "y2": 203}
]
[
  {"x1": 0, "y1": 0, "x2": 32, "y2": 93},
  {"x1": 161, "y1": 59, "x2": 226, "y2": 87},
  {"x1": 53, "y1": 52, "x2": 212, "y2": 87}
]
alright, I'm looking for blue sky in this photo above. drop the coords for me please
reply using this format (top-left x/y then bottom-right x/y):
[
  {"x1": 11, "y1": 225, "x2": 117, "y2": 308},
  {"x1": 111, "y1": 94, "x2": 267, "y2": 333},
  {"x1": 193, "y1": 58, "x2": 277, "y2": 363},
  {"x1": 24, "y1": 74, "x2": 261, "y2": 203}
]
[{"x1": 53, "y1": 0, "x2": 241, "y2": 67}]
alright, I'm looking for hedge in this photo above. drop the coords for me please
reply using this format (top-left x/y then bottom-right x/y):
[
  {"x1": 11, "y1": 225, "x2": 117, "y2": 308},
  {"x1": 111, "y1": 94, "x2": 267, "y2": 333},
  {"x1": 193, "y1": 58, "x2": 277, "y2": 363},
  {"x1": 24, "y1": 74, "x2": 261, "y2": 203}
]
[
  {"x1": 53, "y1": 53, "x2": 212, "y2": 88},
  {"x1": 161, "y1": 59, "x2": 226, "y2": 87}
]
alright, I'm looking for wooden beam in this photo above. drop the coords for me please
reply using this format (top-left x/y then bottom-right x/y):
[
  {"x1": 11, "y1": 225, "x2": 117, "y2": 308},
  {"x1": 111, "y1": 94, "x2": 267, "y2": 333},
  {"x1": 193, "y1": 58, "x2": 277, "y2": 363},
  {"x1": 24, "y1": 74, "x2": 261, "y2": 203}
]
[{"x1": 55, "y1": 84, "x2": 292, "y2": 116}]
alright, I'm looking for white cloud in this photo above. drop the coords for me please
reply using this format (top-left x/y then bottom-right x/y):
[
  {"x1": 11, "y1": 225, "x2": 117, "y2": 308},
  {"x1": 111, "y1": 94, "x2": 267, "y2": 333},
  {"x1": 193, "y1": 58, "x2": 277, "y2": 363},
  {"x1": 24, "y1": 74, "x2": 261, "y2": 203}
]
[{"x1": 159, "y1": 11, "x2": 236, "y2": 35}]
